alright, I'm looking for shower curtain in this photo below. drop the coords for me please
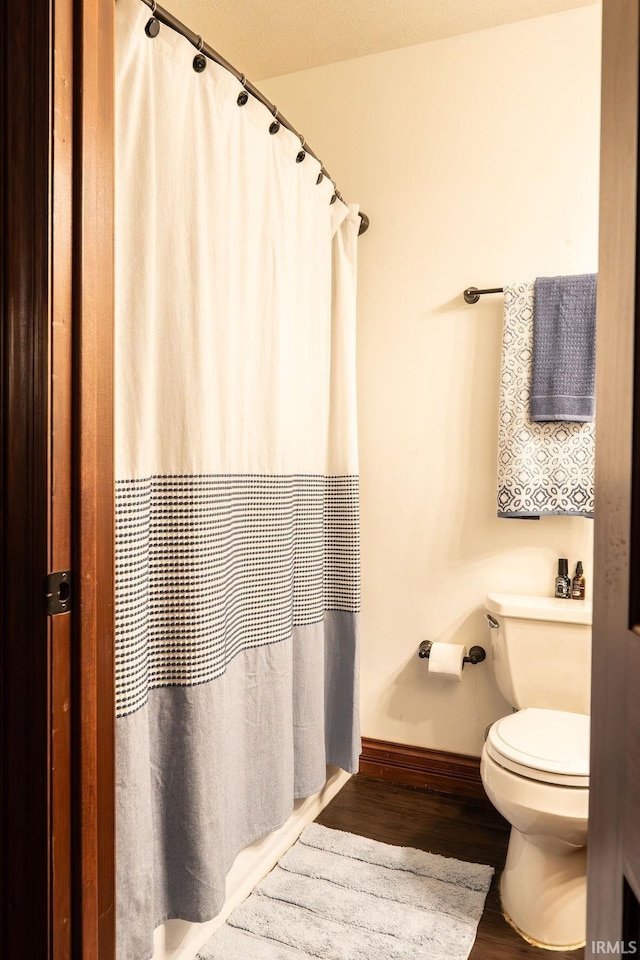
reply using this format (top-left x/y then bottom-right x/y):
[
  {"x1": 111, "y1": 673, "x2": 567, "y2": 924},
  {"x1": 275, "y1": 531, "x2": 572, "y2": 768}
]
[{"x1": 114, "y1": 2, "x2": 361, "y2": 958}]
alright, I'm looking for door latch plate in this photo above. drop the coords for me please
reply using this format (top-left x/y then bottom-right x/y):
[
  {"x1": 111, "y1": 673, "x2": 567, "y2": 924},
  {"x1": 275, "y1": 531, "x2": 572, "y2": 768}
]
[{"x1": 45, "y1": 571, "x2": 72, "y2": 615}]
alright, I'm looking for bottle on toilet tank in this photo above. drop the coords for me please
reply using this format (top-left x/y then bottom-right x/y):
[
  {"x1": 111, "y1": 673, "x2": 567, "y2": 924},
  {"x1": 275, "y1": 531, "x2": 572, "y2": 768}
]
[
  {"x1": 554, "y1": 558, "x2": 571, "y2": 599},
  {"x1": 571, "y1": 561, "x2": 586, "y2": 600}
]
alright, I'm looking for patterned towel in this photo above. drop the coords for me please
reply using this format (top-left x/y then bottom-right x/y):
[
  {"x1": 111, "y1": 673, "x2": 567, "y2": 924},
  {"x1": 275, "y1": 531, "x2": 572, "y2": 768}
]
[{"x1": 497, "y1": 282, "x2": 595, "y2": 518}]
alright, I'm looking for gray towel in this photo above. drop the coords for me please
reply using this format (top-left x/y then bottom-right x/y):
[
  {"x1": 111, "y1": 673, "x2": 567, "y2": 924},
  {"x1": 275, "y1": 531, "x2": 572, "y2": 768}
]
[{"x1": 531, "y1": 274, "x2": 597, "y2": 421}]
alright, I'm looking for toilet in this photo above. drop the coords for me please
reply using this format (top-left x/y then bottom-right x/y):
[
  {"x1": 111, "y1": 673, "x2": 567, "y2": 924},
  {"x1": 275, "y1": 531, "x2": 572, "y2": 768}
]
[{"x1": 480, "y1": 593, "x2": 592, "y2": 950}]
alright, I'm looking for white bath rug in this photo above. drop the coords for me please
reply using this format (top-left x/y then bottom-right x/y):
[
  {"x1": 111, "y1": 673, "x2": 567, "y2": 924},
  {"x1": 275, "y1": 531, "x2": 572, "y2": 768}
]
[{"x1": 196, "y1": 822, "x2": 494, "y2": 960}]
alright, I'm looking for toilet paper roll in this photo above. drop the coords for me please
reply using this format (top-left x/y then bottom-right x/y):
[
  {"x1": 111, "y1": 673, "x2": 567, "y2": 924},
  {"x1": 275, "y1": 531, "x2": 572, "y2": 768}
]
[{"x1": 428, "y1": 642, "x2": 467, "y2": 681}]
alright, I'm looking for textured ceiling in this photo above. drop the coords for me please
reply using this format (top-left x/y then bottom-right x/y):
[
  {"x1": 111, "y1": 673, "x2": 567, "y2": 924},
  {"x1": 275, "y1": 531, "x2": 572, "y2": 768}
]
[{"x1": 163, "y1": 0, "x2": 599, "y2": 80}]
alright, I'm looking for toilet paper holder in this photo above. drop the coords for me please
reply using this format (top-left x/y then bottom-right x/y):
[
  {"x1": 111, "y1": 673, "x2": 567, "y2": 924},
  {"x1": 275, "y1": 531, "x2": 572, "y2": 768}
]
[{"x1": 418, "y1": 641, "x2": 486, "y2": 665}]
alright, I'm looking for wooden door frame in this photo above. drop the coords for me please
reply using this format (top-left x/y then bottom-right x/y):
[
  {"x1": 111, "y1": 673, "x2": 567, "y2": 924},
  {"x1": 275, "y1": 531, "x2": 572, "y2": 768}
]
[
  {"x1": 588, "y1": 0, "x2": 640, "y2": 954},
  {"x1": 1, "y1": 2, "x2": 53, "y2": 955},
  {"x1": 73, "y1": 1, "x2": 115, "y2": 957},
  {"x1": 1, "y1": 1, "x2": 115, "y2": 957}
]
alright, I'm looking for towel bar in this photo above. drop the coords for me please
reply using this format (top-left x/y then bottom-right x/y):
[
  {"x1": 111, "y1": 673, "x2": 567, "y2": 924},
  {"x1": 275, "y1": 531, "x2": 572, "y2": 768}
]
[{"x1": 463, "y1": 286, "x2": 504, "y2": 304}]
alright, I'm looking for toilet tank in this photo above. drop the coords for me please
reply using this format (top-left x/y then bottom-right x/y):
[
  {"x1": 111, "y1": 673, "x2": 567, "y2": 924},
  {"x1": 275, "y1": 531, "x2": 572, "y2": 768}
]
[{"x1": 486, "y1": 593, "x2": 592, "y2": 715}]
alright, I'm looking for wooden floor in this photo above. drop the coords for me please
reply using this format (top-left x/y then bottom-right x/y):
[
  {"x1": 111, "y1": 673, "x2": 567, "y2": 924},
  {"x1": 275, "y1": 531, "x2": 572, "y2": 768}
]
[{"x1": 316, "y1": 775, "x2": 584, "y2": 960}]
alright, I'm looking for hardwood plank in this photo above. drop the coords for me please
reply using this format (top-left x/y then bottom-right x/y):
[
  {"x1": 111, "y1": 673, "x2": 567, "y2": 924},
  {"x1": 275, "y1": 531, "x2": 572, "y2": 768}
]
[{"x1": 317, "y1": 776, "x2": 584, "y2": 960}]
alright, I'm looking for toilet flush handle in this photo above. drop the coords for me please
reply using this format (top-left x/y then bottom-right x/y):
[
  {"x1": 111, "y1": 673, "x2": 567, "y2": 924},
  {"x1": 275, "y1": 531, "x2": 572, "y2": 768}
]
[{"x1": 486, "y1": 614, "x2": 499, "y2": 629}]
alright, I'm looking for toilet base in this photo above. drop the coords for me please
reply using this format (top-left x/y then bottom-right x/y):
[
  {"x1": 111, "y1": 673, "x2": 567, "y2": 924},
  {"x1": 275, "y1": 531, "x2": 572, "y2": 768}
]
[{"x1": 501, "y1": 827, "x2": 586, "y2": 950}]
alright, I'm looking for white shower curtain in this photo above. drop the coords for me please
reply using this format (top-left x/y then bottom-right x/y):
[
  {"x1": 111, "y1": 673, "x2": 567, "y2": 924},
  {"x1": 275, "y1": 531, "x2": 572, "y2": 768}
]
[{"x1": 115, "y1": 2, "x2": 361, "y2": 958}]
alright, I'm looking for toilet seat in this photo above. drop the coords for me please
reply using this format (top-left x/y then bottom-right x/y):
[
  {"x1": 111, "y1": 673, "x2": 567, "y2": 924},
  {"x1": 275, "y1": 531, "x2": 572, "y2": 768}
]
[{"x1": 486, "y1": 708, "x2": 590, "y2": 788}]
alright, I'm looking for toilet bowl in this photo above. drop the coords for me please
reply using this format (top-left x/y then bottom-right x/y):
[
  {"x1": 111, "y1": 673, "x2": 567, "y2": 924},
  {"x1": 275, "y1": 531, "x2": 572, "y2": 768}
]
[{"x1": 481, "y1": 707, "x2": 590, "y2": 950}]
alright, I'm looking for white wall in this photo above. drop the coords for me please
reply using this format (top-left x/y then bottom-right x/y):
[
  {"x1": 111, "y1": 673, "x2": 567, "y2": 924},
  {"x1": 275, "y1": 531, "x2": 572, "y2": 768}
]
[{"x1": 263, "y1": 6, "x2": 602, "y2": 756}]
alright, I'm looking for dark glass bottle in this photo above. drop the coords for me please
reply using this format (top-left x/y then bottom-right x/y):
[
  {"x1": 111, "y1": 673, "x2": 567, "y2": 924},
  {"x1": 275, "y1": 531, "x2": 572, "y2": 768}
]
[
  {"x1": 571, "y1": 561, "x2": 586, "y2": 600},
  {"x1": 555, "y1": 558, "x2": 571, "y2": 599}
]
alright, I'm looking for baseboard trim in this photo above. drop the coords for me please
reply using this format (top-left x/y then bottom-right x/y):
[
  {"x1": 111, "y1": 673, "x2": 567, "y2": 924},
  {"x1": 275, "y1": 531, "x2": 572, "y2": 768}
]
[{"x1": 359, "y1": 738, "x2": 489, "y2": 803}]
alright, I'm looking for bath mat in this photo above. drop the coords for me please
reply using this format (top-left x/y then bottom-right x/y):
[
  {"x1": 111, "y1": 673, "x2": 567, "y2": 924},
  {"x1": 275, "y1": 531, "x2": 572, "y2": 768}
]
[{"x1": 196, "y1": 822, "x2": 494, "y2": 960}]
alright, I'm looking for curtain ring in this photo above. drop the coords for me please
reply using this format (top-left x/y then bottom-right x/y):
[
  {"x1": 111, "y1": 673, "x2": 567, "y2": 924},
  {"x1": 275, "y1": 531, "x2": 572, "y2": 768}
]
[
  {"x1": 237, "y1": 74, "x2": 249, "y2": 106},
  {"x1": 316, "y1": 163, "x2": 324, "y2": 185},
  {"x1": 193, "y1": 36, "x2": 207, "y2": 72},
  {"x1": 330, "y1": 180, "x2": 338, "y2": 204},
  {"x1": 145, "y1": 1, "x2": 160, "y2": 37},
  {"x1": 269, "y1": 105, "x2": 280, "y2": 135},
  {"x1": 296, "y1": 135, "x2": 306, "y2": 164}
]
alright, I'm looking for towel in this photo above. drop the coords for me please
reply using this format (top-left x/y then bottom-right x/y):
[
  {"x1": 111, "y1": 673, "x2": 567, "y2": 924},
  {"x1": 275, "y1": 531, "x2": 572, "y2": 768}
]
[
  {"x1": 531, "y1": 274, "x2": 597, "y2": 421},
  {"x1": 497, "y1": 282, "x2": 594, "y2": 518}
]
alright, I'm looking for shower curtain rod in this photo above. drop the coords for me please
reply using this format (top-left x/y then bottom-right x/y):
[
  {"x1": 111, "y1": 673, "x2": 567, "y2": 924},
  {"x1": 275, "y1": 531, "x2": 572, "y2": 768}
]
[
  {"x1": 139, "y1": 0, "x2": 370, "y2": 236},
  {"x1": 463, "y1": 286, "x2": 504, "y2": 303}
]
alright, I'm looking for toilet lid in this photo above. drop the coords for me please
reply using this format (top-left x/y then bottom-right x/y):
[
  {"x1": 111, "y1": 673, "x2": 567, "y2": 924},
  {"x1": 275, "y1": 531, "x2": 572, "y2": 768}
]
[{"x1": 486, "y1": 708, "x2": 590, "y2": 787}]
